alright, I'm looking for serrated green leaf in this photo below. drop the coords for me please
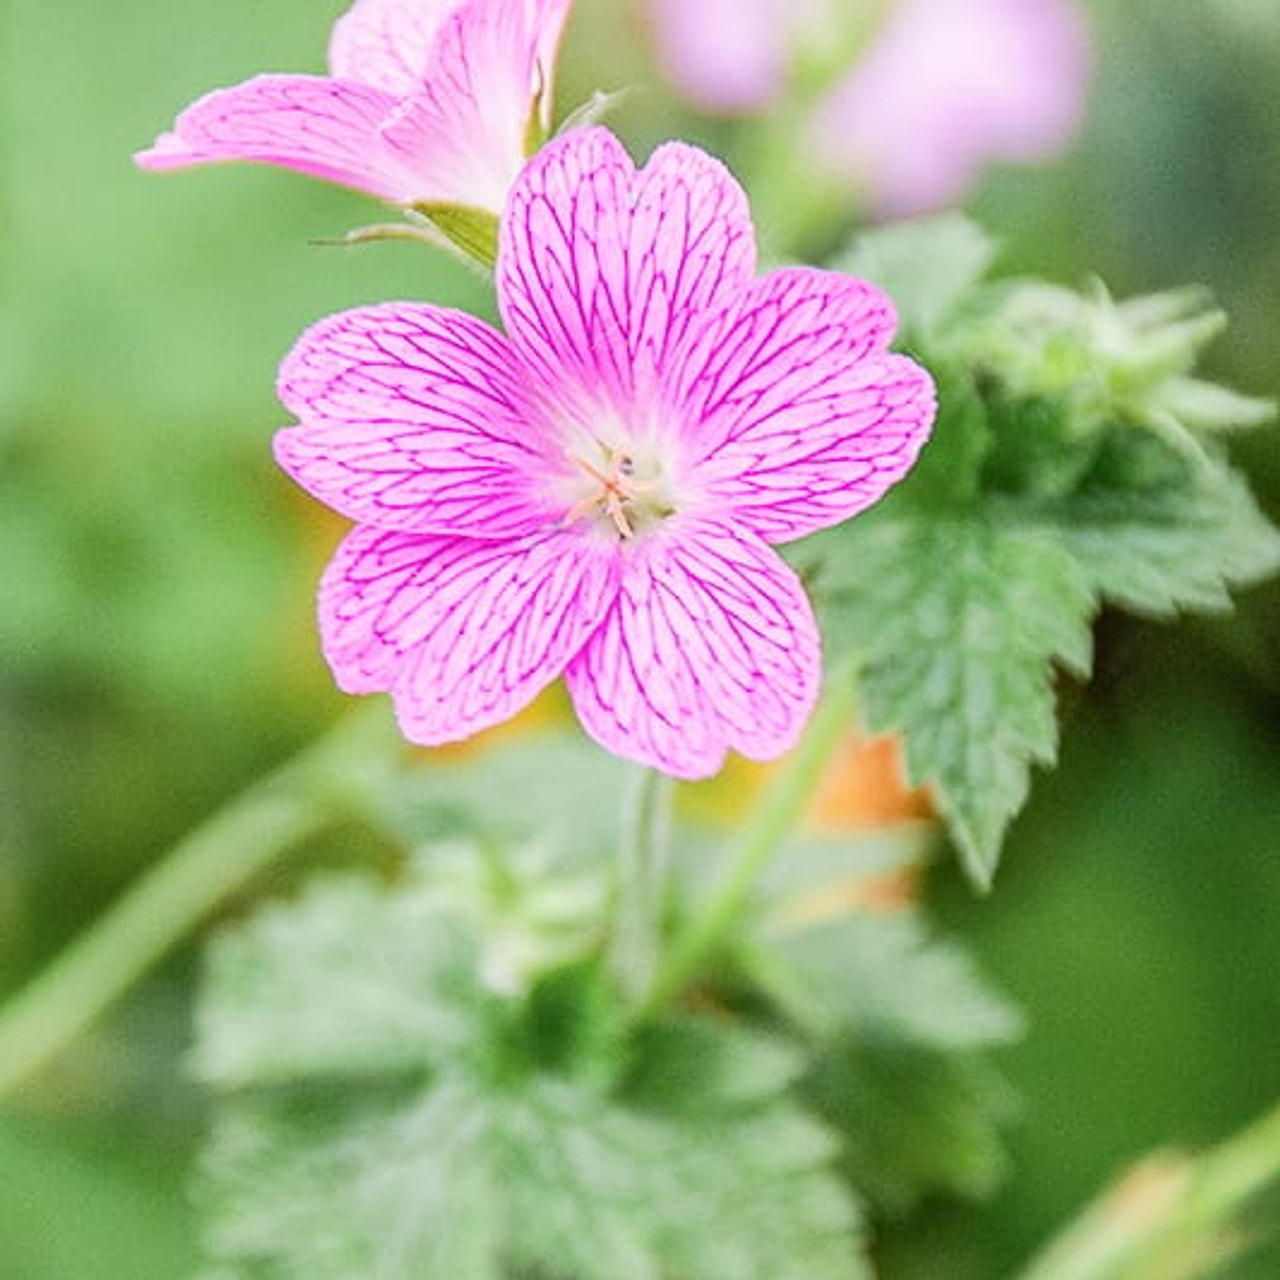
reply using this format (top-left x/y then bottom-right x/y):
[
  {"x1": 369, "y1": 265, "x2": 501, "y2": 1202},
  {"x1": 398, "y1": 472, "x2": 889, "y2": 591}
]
[
  {"x1": 805, "y1": 1042, "x2": 1017, "y2": 1214},
  {"x1": 1040, "y1": 461, "x2": 1280, "y2": 616},
  {"x1": 809, "y1": 515, "x2": 1095, "y2": 888},
  {"x1": 196, "y1": 869, "x2": 869, "y2": 1279},
  {"x1": 195, "y1": 869, "x2": 485, "y2": 1089},
  {"x1": 768, "y1": 912, "x2": 1023, "y2": 1051},
  {"x1": 799, "y1": 228, "x2": 1279, "y2": 888},
  {"x1": 838, "y1": 213, "x2": 997, "y2": 343},
  {"x1": 196, "y1": 842, "x2": 610, "y2": 1090},
  {"x1": 200, "y1": 1035, "x2": 869, "y2": 1280}
]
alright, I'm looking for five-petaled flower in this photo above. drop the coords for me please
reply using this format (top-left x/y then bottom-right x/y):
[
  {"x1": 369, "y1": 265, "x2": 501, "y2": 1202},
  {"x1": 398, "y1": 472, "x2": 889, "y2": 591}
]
[
  {"x1": 274, "y1": 127, "x2": 936, "y2": 778},
  {"x1": 134, "y1": 0, "x2": 572, "y2": 217}
]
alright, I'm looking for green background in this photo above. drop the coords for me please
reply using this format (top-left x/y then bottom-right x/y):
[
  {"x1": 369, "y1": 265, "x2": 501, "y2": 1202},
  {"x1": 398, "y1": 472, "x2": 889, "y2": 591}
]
[{"x1": 2, "y1": 0, "x2": 1277, "y2": 1274}]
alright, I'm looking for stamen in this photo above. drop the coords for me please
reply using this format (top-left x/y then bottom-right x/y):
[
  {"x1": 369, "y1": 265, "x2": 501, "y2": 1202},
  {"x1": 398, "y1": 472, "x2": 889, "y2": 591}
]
[{"x1": 565, "y1": 446, "x2": 639, "y2": 539}]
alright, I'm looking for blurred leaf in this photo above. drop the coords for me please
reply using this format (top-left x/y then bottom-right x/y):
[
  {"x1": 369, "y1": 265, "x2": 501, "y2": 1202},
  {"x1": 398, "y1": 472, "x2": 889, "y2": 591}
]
[
  {"x1": 805, "y1": 1043, "x2": 1017, "y2": 1216},
  {"x1": 728, "y1": 831, "x2": 1022, "y2": 1215},
  {"x1": 750, "y1": 831, "x2": 1021, "y2": 1051},
  {"x1": 767, "y1": 912, "x2": 1023, "y2": 1052},
  {"x1": 837, "y1": 214, "x2": 998, "y2": 344},
  {"x1": 365, "y1": 730, "x2": 631, "y2": 867},
  {"x1": 195, "y1": 869, "x2": 485, "y2": 1089},
  {"x1": 196, "y1": 866, "x2": 869, "y2": 1278},
  {"x1": 202, "y1": 1049, "x2": 866, "y2": 1280}
]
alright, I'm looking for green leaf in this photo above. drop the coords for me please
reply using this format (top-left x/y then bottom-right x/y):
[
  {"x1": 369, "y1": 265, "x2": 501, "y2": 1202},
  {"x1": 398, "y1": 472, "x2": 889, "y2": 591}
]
[
  {"x1": 741, "y1": 836, "x2": 1022, "y2": 1212},
  {"x1": 749, "y1": 832, "x2": 1022, "y2": 1048},
  {"x1": 806, "y1": 514, "x2": 1095, "y2": 889},
  {"x1": 366, "y1": 730, "x2": 631, "y2": 869},
  {"x1": 1042, "y1": 459, "x2": 1280, "y2": 616},
  {"x1": 808, "y1": 220, "x2": 1280, "y2": 890},
  {"x1": 196, "y1": 868, "x2": 869, "y2": 1278},
  {"x1": 202, "y1": 1049, "x2": 867, "y2": 1280},
  {"x1": 838, "y1": 214, "x2": 998, "y2": 344},
  {"x1": 194, "y1": 868, "x2": 486, "y2": 1089},
  {"x1": 197, "y1": 843, "x2": 611, "y2": 1090},
  {"x1": 805, "y1": 1042, "x2": 1017, "y2": 1214},
  {"x1": 768, "y1": 912, "x2": 1024, "y2": 1051}
]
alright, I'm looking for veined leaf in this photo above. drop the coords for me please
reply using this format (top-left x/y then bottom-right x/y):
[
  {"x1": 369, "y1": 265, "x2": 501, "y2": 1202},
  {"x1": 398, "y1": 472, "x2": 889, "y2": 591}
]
[
  {"x1": 1039, "y1": 461, "x2": 1280, "y2": 616},
  {"x1": 808, "y1": 513, "x2": 1094, "y2": 889},
  {"x1": 195, "y1": 868, "x2": 870, "y2": 1279}
]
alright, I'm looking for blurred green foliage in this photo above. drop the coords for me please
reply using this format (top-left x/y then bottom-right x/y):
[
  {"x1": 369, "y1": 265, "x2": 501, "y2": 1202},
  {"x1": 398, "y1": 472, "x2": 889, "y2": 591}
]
[{"x1": 1, "y1": 0, "x2": 1278, "y2": 1276}]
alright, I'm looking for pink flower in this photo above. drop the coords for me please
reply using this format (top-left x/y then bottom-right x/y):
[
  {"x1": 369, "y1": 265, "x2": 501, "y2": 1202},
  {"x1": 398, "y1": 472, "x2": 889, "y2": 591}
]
[
  {"x1": 274, "y1": 128, "x2": 935, "y2": 778},
  {"x1": 810, "y1": 0, "x2": 1091, "y2": 216},
  {"x1": 135, "y1": 0, "x2": 573, "y2": 216}
]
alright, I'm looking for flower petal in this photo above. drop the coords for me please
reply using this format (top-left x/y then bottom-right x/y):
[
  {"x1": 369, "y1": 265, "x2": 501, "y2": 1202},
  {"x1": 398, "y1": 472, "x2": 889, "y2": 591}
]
[
  {"x1": 276, "y1": 303, "x2": 559, "y2": 540},
  {"x1": 133, "y1": 74, "x2": 428, "y2": 203},
  {"x1": 497, "y1": 127, "x2": 756, "y2": 425},
  {"x1": 565, "y1": 518, "x2": 819, "y2": 778},
  {"x1": 320, "y1": 525, "x2": 618, "y2": 742},
  {"x1": 376, "y1": 0, "x2": 575, "y2": 214},
  {"x1": 678, "y1": 268, "x2": 936, "y2": 543},
  {"x1": 328, "y1": 0, "x2": 456, "y2": 96}
]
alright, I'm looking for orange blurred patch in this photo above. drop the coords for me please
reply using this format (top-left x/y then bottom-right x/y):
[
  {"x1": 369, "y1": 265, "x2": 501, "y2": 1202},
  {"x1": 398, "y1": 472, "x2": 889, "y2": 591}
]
[
  {"x1": 770, "y1": 864, "x2": 921, "y2": 931},
  {"x1": 806, "y1": 733, "x2": 934, "y2": 833}
]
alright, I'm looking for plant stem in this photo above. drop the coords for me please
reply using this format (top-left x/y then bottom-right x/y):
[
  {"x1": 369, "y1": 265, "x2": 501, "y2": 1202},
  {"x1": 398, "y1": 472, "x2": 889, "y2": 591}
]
[
  {"x1": 1016, "y1": 1096, "x2": 1280, "y2": 1280},
  {"x1": 0, "y1": 708, "x2": 399, "y2": 1098},
  {"x1": 634, "y1": 669, "x2": 857, "y2": 1024},
  {"x1": 610, "y1": 768, "x2": 674, "y2": 1001}
]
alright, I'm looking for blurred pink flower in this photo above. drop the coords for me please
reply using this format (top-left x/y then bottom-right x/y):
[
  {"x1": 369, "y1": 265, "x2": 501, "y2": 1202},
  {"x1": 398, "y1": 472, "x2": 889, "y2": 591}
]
[
  {"x1": 811, "y1": 0, "x2": 1091, "y2": 215},
  {"x1": 135, "y1": 0, "x2": 573, "y2": 216},
  {"x1": 647, "y1": 0, "x2": 1090, "y2": 215},
  {"x1": 647, "y1": 0, "x2": 822, "y2": 114},
  {"x1": 274, "y1": 128, "x2": 935, "y2": 777}
]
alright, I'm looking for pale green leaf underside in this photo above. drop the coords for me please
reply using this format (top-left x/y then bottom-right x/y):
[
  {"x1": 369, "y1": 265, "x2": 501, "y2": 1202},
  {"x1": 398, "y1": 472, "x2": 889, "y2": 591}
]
[
  {"x1": 195, "y1": 872, "x2": 483, "y2": 1088},
  {"x1": 774, "y1": 912, "x2": 1024, "y2": 1050},
  {"x1": 200, "y1": 1058, "x2": 867, "y2": 1280},
  {"x1": 196, "y1": 871, "x2": 870, "y2": 1279}
]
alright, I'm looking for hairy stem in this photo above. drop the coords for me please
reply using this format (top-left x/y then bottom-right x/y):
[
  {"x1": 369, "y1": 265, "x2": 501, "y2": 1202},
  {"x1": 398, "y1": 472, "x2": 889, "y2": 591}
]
[
  {"x1": 0, "y1": 708, "x2": 400, "y2": 1098},
  {"x1": 634, "y1": 668, "x2": 858, "y2": 1023}
]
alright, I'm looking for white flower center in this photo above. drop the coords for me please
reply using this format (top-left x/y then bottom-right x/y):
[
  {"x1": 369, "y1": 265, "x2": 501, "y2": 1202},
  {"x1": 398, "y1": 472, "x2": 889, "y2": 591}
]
[{"x1": 562, "y1": 437, "x2": 677, "y2": 540}]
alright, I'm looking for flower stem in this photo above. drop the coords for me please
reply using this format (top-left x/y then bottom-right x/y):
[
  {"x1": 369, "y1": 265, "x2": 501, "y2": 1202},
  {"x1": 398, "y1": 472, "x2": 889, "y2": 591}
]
[
  {"x1": 634, "y1": 668, "x2": 857, "y2": 1024},
  {"x1": 0, "y1": 708, "x2": 399, "y2": 1099},
  {"x1": 611, "y1": 767, "x2": 674, "y2": 1001},
  {"x1": 1016, "y1": 1096, "x2": 1280, "y2": 1280}
]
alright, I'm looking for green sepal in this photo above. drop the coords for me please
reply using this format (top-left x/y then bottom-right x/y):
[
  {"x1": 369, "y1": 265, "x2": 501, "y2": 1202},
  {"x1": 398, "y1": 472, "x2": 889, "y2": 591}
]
[{"x1": 412, "y1": 201, "x2": 501, "y2": 270}]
